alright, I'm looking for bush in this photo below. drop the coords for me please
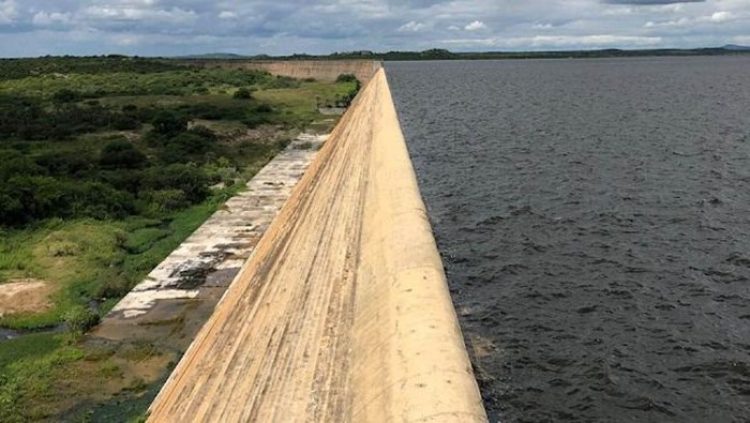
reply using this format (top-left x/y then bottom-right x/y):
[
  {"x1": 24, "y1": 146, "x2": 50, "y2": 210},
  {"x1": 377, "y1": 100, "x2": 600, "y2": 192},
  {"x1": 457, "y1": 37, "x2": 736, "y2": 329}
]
[
  {"x1": 100, "y1": 139, "x2": 147, "y2": 169},
  {"x1": 151, "y1": 110, "x2": 188, "y2": 136},
  {"x1": 143, "y1": 164, "x2": 209, "y2": 203},
  {"x1": 336, "y1": 73, "x2": 358, "y2": 83},
  {"x1": 0, "y1": 175, "x2": 135, "y2": 225},
  {"x1": 188, "y1": 125, "x2": 217, "y2": 142},
  {"x1": 204, "y1": 157, "x2": 239, "y2": 186},
  {"x1": 63, "y1": 305, "x2": 100, "y2": 334},
  {"x1": 35, "y1": 151, "x2": 93, "y2": 177},
  {"x1": 0, "y1": 150, "x2": 44, "y2": 179},
  {"x1": 243, "y1": 114, "x2": 270, "y2": 129},
  {"x1": 96, "y1": 277, "x2": 132, "y2": 300},
  {"x1": 140, "y1": 189, "x2": 189, "y2": 213},
  {"x1": 52, "y1": 89, "x2": 81, "y2": 104},
  {"x1": 111, "y1": 114, "x2": 141, "y2": 130},
  {"x1": 233, "y1": 88, "x2": 253, "y2": 99},
  {"x1": 98, "y1": 169, "x2": 143, "y2": 194},
  {"x1": 160, "y1": 131, "x2": 215, "y2": 164}
]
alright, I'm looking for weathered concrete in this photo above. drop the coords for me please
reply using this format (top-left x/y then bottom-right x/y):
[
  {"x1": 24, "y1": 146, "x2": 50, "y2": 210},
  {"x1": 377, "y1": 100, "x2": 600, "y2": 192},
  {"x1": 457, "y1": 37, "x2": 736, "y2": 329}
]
[
  {"x1": 148, "y1": 69, "x2": 487, "y2": 422},
  {"x1": 187, "y1": 59, "x2": 381, "y2": 83},
  {"x1": 93, "y1": 134, "x2": 326, "y2": 348}
]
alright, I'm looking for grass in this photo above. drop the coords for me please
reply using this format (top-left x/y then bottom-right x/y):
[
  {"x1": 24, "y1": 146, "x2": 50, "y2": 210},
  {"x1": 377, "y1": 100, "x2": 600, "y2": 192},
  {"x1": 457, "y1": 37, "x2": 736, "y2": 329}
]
[
  {"x1": 0, "y1": 183, "x2": 249, "y2": 330},
  {"x1": 0, "y1": 68, "x2": 272, "y2": 99},
  {"x1": 0, "y1": 57, "x2": 355, "y2": 421},
  {"x1": 0, "y1": 333, "x2": 85, "y2": 422},
  {"x1": 255, "y1": 80, "x2": 358, "y2": 128},
  {"x1": 0, "y1": 187, "x2": 244, "y2": 420}
]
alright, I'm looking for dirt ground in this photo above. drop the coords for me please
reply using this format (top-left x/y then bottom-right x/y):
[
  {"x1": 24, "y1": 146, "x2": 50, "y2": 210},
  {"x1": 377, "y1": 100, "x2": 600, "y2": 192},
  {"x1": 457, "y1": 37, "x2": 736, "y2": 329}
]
[{"x1": 0, "y1": 279, "x2": 53, "y2": 316}]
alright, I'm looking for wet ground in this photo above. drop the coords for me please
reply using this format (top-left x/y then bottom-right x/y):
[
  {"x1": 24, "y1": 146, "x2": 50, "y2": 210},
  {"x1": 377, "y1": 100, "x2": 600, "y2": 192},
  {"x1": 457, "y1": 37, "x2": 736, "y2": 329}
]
[{"x1": 387, "y1": 57, "x2": 750, "y2": 422}]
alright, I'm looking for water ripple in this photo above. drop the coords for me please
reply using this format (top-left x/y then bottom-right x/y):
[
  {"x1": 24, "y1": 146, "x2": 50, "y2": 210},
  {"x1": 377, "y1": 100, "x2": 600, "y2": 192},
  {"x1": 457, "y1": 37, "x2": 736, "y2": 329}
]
[{"x1": 387, "y1": 57, "x2": 750, "y2": 422}]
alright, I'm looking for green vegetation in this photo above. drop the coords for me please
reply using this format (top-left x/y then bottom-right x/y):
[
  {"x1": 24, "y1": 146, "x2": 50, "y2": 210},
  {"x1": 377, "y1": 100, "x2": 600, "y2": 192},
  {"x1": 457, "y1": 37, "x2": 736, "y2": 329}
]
[
  {"x1": 0, "y1": 56, "x2": 359, "y2": 420},
  {"x1": 234, "y1": 46, "x2": 750, "y2": 61}
]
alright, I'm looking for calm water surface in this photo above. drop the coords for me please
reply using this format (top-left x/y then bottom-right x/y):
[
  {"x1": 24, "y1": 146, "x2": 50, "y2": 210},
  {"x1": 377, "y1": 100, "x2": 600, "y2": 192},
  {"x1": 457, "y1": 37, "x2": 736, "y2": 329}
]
[{"x1": 386, "y1": 57, "x2": 750, "y2": 422}]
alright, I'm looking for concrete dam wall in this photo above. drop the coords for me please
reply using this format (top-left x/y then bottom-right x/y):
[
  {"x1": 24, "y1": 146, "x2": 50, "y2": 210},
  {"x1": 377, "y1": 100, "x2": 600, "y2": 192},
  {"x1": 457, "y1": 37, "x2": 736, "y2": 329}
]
[
  {"x1": 187, "y1": 59, "x2": 381, "y2": 83},
  {"x1": 148, "y1": 67, "x2": 487, "y2": 422}
]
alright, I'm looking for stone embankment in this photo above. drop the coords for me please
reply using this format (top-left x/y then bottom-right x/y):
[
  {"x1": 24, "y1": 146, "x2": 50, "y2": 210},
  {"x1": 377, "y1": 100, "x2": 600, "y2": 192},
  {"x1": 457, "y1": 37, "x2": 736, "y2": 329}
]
[
  {"x1": 93, "y1": 134, "x2": 327, "y2": 350},
  {"x1": 148, "y1": 69, "x2": 487, "y2": 422}
]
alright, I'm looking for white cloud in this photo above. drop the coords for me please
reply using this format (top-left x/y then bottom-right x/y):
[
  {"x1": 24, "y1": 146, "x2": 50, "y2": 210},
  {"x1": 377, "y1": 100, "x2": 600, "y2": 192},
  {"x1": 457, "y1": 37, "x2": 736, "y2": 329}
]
[
  {"x1": 465, "y1": 20, "x2": 486, "y2": 31},
  {"x1": 32, "y1": 11, "x2": 72, "y2": 26},
  {"x1": 398, "y1": 20, "x2": 426, "y2": 32},
  {"x1": 645, "y1": 10, "x2": 739, "y2": 28},
  {"x1": 82, "y1": 5, "x2": 197, "y2": 23},
  {"x1": 0, "y1": 0, "x2": 17, "y2": 24},
  {"x1": 1, "y1": 0, "x2": 750, "y2": 56},
  {"x1": 532, "y1": 23, "x2": 553, "y2": 30},
  {"x1": 710, "y1": 11, "x2": 733, "y2": 23},
  {"x1": 443, "y1": 34, "x2": 662, "y2": 49},
  {"x1": 218, "y1": 10, "x2": 238, "y2": 20}
]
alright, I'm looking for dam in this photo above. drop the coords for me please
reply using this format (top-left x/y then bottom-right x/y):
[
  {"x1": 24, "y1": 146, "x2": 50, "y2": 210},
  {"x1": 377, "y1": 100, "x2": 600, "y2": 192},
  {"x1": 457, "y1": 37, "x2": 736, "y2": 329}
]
[{"x1": 144, "y1": 63, "x2": 487, "y2": 421}]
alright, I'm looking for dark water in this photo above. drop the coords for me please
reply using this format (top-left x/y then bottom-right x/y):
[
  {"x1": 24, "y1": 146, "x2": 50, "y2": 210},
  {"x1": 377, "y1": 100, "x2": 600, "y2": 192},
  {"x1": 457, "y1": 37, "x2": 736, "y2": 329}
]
[{"x1": 386, "y1": 57, "x2": 750, "y2": 422}]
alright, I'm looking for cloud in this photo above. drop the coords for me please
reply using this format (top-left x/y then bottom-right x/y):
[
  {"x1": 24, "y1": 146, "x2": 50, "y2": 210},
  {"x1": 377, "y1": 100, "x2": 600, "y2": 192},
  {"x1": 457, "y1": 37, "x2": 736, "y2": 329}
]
[
  {"x1": 709, "y1": 11, "x2": 732, "y2": 22},
  {"x1": 218, "y1": 11, "x2": 238, "y2": 20},
  {"x1": 0, "y1": 0, "x2": 748, "y2": 56},
  {"x1": 604, "y1": 0, "x2": 704, "y2": 4},
  {"x1": 398, "y1": 21, "x2": 426, "y2": 32},
  {"x1": 644, "y1": 9, "x2": 739, "y2": 27},
  {"x1": 32, "y1": 11, "x2": 72, "y2": 26},
  {"x1": 0, "y1": 0, "x2": 17, "y2": 24},
  {"x1": 465, "y1": 20, "x2": 486, "y2": 31},
  {"x1": 443, "y1": 34, "x2": 663, "y2": 48},
  {"x1": 82, "y1": 5, "x2": 197, "y2": 23}
]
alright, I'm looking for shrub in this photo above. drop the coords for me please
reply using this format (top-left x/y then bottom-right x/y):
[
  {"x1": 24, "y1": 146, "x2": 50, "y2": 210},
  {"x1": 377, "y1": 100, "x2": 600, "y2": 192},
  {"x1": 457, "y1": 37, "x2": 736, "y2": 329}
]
[
  {"x1": 188, "y1": 125, "x2": 217, "y2": 142},
  {"x1": 204, "y1": 157, "x2": 239, "y2": 186},
  {"x1": 98, "y1": 169, "x2": 144, "y2": 194},
  {"x1": 100, "y1": 139, "x2": 147, "y2": 169},
  {"x1": 111, "y1": 114, "x2": 141, "y2": 130},
  {"x1": 52, "y1": 89, "x2": 81, "y2": 104},
  {"x1": 63, "y1": 305, "x2": 100, "y2": 334},
  {"x1": 336, "y1": 74, "x2": 358, "y2": 83},
  {"x1": 140, "y1": 189, "x2": 189, "y2": 213},
  {"x1": 0, "y1": 150, "x2": 44, "y2": 179},
  {"x1": 151, "y1": 110, "x2": 188, "y2": 136},
  {"x1": 0, "y1": 175, "x2": 135, "y2": 225},
  {"x1": 243, "y1": 114, "x2": 269, "y2": 129},
  {"x1": 70, "y1": 181, "x2": 135, "y2": 219},
  {"x1": 35, "y1": 151, "x2": 93, "y2": 177},
  {"x1": 143, "y1": 164, "x2": 209, "y2": 203},
  {"x1": 160, "y1": 132, "x2": 214, "y2": 164},
  {"x1": 233, "y1": 87, "x2": 253, "y2": 99}
]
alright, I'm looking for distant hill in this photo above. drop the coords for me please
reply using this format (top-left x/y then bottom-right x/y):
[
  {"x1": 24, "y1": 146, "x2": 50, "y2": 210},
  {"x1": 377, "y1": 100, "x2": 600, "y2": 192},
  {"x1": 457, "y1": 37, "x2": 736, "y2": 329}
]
[
  {"x1": 172, "y1": 47, "x2": 750, "y2": 62},
  {"x1": 176, "y1": 53, "x2": 249, "y2": 60},
  {"x1": 722, "y1": 44, "x2": 750, "y2": 51}
]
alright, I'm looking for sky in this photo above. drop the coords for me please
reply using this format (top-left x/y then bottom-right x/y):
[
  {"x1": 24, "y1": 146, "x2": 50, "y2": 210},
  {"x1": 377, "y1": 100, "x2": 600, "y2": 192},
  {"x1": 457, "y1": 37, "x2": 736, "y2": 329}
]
[{"x1": 0, "y1": 0, "x2": 748, "y2": 57}]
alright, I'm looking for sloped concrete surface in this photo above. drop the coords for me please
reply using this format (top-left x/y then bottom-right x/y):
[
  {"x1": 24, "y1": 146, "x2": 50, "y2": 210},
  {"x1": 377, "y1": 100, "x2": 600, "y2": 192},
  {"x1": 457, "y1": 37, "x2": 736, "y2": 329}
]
[{"x1": 147, "y1": 70, "x2": 487, "y2": 422}]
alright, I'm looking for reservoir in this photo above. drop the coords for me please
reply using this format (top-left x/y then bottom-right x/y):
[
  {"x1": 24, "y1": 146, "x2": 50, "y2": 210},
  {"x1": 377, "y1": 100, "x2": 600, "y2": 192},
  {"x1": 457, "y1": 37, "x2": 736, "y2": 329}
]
[{"x1": 387, "y1": 57, "x2": 750, "y2": 422}]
